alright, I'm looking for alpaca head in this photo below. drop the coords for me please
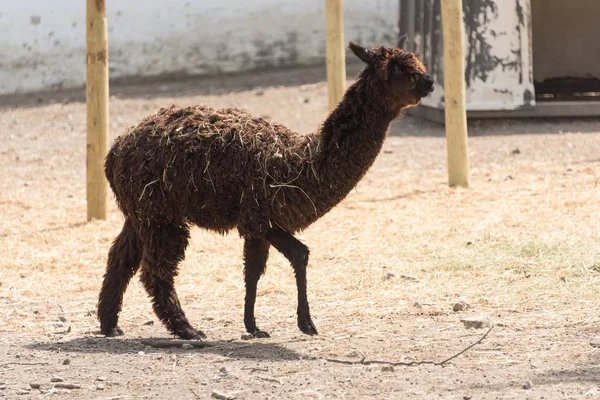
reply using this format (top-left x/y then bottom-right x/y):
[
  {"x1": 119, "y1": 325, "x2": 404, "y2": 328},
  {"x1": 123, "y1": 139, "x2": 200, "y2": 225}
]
[{"x1": 349, "y1": 36, "x2": 434, "y2": 111}]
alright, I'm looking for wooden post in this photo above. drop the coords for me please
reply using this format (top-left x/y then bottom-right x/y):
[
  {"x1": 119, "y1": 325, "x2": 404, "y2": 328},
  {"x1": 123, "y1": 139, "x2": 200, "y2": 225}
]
[
  {"x1": 86, "y1": 0, "x2": 109, "y2": 220},
  {"x1": 325, "y1": 0, "x2": 346, "y2": 110},
  {"x1": 441, "y1": 0, "x2": 469, "y2": 187}
]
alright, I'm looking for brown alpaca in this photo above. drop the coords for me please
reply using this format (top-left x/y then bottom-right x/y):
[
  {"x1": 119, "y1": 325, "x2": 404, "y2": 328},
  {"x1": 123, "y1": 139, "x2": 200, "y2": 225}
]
[{"x1": 98, "y1": 37, "x2": 434, "y2": 339}]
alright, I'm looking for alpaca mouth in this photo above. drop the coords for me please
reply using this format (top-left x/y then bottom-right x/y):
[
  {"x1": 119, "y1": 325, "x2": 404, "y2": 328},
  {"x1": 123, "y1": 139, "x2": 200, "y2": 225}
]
[
  {"x1": 416, "y1": 85, "x2": 435, "y2": 98},
  {"x1": 416, "y1": 75, "x2": 435, "y2": 98}
]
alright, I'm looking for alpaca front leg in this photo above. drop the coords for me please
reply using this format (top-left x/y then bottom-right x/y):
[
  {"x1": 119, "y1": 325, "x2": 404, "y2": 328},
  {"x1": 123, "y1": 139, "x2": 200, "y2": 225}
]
[
  {"x1": 243, "y1": 238, "x2": 271, "y2": 338},
  {"x1": 266, "y1": 229, "x2": 318, "y2": 335}
]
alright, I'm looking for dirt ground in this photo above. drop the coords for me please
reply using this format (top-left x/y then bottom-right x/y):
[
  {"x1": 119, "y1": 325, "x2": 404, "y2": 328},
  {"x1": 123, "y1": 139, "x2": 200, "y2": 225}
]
[{"x1": 1, "y1": 65, "x2": 600, "y2": 399}]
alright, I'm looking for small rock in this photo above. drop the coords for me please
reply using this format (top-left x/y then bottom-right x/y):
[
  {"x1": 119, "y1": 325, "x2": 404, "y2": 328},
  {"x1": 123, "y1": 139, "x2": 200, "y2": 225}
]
[
  {"x1": 96, "y1": 377, "x2": 107, "y2": 382},
  {"x1": 211, "y1": 390, "x2": 235, "y2": 400},
  {"x1": 345, "y1": 350, "x2": 361, "y2": 358},
  {"x1": 460, "y1": 315, "x2": 490, "y2": 329},
  {"x1": 522, "y1": 380, "x2": 532, "y2": 389},
  {"x1": 253, "y1": 88, "x2": 264, "y2": 96},
  {"x1": 400, "y1": 275, "x2": 419, "y2": 282},
  {"x1": 143, "y1": 320, "x2": 154, "y2": 326},
  {"x1": 504, "y1": 175, "x2": 513, "y2": 181},
  {"x1": 181, "y1": 343, "x2": 194, "y2": 350},
  {"x1": 381, "y1": 365, "x2": 395, "y2": 372},
  {"x1": 453, "y1": 301, "x2": 469, "y2": 312},
  {"x1": 54, "y1": 383, "x2": 81, "y2": 389},
  {"x1": 50, "y1": 376, "x2": 64, "y2": 383},
  {"x1": 590, "y1": 337, "x2": 600, "y2": 348},
  {"x1": 511, "y1": 148, "x2": 521, "y2": 155},
  {"x1": 240, "y1": 334, "x2": 254, "y2": 340},
  {"x1": 137, "y1": 351, "x2": 145, "y2": 356},
  {"x1": 30, "y1": 383, "x2": 41, "y2": 389},
  {"x1": 17, "y1": 388, "x2": 31, "y2": 395},
  {"x1": 383, "y1": 272, "x2": 395, "y2": 281},
  {"x1": 58, "y1": 316, "x2": 67, "y2": 323},
  {"x1": 413, "y1": 302, "x2": 423, "y2": 309},
  {"x1": 62, "y1": 359, "x2": 70, "y2": 365},
  {"x1": 0, "y1": 384, "x2": 5, "y2": 390},
  {"x1": 303, "y1": 97, "x2": 310, "y2": 103},
  {"x1": 96, "y1": 383, "x2": 105, "y2": 390}
]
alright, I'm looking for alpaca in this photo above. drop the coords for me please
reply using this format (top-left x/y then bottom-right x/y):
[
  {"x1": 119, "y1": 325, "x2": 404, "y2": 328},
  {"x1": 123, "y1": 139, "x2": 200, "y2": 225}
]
[{"x1": 98, "y1": 37, "x2": 434, "y2": 339}]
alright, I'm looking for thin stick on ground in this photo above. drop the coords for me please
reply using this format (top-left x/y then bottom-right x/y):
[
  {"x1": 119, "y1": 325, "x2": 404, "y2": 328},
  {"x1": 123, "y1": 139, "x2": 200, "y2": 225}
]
[
  {"x1": 140, "y1": 339, "x2": 213, "y2": 348},
  {"x1": 0, "y1": 362, "x2": 51, "y2": 367},
  {"x1": 325, "y1": 326, "x2": 493, "y2": 367}
]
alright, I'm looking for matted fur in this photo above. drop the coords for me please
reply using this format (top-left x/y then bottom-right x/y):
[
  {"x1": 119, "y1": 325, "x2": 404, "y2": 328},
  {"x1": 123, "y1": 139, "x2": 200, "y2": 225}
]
[{"x1": 99, "y1": 40, "x2": 434, "y2": 339}]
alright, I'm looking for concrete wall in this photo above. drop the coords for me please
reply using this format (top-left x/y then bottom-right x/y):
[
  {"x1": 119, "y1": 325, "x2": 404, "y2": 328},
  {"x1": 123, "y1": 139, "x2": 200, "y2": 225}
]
[
  {"x1": 0, "y1": 0, "x2": 398, "y2": 95},
  {"x1": 531, "y1": 0, "x2": 600, "y2": 81}
]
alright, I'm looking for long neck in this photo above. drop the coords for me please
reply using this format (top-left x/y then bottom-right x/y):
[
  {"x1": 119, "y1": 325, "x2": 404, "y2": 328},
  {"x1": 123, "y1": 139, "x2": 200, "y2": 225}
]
[{"x1": 308, "y1": 72, "x2": 398, "y2": 211}]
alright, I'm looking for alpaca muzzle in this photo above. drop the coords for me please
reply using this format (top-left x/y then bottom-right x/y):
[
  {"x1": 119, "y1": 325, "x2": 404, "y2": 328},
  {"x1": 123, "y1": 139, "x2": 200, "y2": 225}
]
[{"x1": 417, "y1": 75, "x2": 434, "y2": 97}]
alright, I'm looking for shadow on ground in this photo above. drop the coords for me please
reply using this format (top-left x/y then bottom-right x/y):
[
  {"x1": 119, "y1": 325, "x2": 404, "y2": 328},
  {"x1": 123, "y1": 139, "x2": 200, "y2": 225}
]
[
  {"x1": 0, "y1": 63, "x2": 364, "y2": 110},
  {"x1": 26, "y1": 336, "x2": 304, "y2": 361}
]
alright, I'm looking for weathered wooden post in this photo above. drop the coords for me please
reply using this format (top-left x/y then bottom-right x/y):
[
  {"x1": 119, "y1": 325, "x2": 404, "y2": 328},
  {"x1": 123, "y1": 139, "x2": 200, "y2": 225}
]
[
  {"x1": 325, "y1": 0, "x2": 346, "y2": 110},
  {"x1": 86, "y1": 0, "x2": 109, "y2": 220},
  {"x1": 441, "y1": 0, "x2": 469, "y2": 187}
]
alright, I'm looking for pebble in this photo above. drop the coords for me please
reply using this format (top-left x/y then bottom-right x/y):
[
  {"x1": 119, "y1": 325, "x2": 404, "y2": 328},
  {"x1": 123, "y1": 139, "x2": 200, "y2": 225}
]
[
  {"x1": 381, "y1": 366, "x2": 395, "y2": 372},
  {"x1": 590, "y1": 337, "x2": 600, "y2": 348},
  {"x1": 211, "y1": 390, "x2": 234, "y2": 400},
  {"x1": 253, "y1": 88, "x2": 264, "y2": 96},
  {"x1": 17, "y1": 389, "x2": 31, "y2": 395},
  {"x1": 63, "y1": 359, "x2": 70, "y2": 365},
  {"x1": 181, "y1": 343, "x2": 194, "y2": 350},
  {"x1": 460, "y1": 315, "x2": 490, "y2": 329},
  {"x1": 383, "y1": 272, "x2": 395, "y2": 281},
  {"x1": 345, "y1": 350, "x2": 361, "y2": 358},
  {"x1": 50, "y1": 376, "x2": 64, "y2": 383},
  {"x1": 522, "y1": 380, "x2": 532, "y2": 390},
  {"x1": 0, "y1": 384, "x2": 5, "y2": 390},
  {"x1": 97, "y1": 377, "x2": 107, "y2": 382},
  {"x1": 453, "y1": 301, "x2": 469, "y2": 312},
  {"x1": 96, "y1": 383, "x2": 105, "y2": 390},
  {"x1": 137, "y1": 351, "x2": 145, "y2": 356},
  {"x1": 30, "y1": 383, "x2": 41, "y2": 389}
]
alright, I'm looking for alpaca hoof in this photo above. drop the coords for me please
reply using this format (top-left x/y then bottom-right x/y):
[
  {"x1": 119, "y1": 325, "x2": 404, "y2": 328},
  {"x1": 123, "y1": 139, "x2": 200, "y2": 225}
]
[
  {"x1": 251, "y1": 329, "x2": 271, "y2": 339},
  {"x1": 298, "y1": 318, "x2": 318, "y2": 336},
  {"x1": 178, "y1": 328, "x2": 207, "y2": 340},
  {"x1": 102, "y1": 327, "x2": 124, "y2": 337}
]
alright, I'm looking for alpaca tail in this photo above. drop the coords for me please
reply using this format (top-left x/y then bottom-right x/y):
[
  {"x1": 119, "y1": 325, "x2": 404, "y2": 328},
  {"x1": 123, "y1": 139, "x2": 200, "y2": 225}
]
[{"x1": 104, "y1": 142, "x2": 119, "y2": 196}]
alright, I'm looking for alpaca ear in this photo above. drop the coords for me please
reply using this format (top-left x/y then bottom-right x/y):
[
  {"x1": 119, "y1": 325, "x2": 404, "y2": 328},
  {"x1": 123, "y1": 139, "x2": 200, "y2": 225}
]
[
  {"x1": 396, "y1": 35, "x2": 408, "y2": 49},
  {"x1": 349, "y1": 41, "x2": 375, "y2": 64}
]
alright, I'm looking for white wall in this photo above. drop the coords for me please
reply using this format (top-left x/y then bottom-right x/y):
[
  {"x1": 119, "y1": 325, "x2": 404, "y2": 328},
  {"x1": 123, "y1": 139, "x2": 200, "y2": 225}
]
[{"x1": 0, "y1": 0, "x2": 399, "y2": 95}]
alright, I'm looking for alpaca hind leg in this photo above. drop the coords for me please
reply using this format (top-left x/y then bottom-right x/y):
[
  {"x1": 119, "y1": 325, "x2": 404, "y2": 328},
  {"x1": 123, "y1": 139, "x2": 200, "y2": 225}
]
[
  {"x1": 98, "y1": 219, "x2": 142, "y2": 337},
  {"x1": 243, "y1": 238, "x2": 271, "y2": 338},
  {"x1": 266, "y1": 228, "x2": 318, "y2": 335},
  {"x1": 139, "y1": 223, "x2": 205, "y2": 339}
]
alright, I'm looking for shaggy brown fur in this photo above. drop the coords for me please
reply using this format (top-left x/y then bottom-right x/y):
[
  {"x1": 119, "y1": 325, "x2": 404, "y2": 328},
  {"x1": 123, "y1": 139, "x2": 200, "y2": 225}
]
[{"x1": 98, "y1": 37, "x2": 434, "y2": 339}]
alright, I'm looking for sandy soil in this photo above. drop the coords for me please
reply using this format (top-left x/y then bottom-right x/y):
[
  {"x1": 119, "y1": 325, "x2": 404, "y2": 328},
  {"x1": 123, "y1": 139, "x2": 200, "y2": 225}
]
[{"x1": 1, "y1": 65, "x2": 600, "y2": 399}]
